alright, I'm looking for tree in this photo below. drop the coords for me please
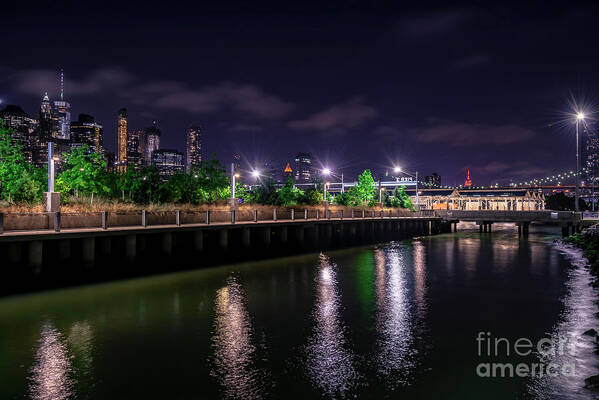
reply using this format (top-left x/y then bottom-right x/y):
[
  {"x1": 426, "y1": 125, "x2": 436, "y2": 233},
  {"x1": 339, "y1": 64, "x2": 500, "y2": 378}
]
[
  {"x1": 338, "y1": 169, "x2": 377, "y2": 206},
  {"x1": 189, "y1": 158, "x2": 230, "y2": 203},
  {"x1": 135, "y1": 166, "x2": 161, "y2": 203},
  {"x1": 545, "y1": 192, "x2": 587, "y2": 211},
  {"x1": 0, "y1": 123, "x2": 44, "y2": 202},
  {"x1": 277, "y1": 177, "x2": 303, "y2": 206},
  {"x1": 299, "y1": 187, "x2": 323, "y2": 205},
  {"x1": 56, "y1": 145, "x2": 110, "y2": 197},
  {"x1": 389, "y1": 186, "x2": 414, "y2": 210}
]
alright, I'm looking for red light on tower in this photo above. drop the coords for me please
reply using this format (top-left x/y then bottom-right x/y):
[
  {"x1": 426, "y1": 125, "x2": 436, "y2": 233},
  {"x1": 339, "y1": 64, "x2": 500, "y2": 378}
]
[{"x1": 464, "y1": 169, "x2": 473, "y2": 187}]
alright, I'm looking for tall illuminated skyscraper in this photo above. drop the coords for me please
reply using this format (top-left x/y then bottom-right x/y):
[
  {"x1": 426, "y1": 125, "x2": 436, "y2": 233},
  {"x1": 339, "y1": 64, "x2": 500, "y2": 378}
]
[
  {"x1": 294, "y1": 152, "x2": 312, "y2": 183},
  {"x1": 70, "y1": 114, "x2": 103, "y2": 154},
  {"x1": 185, "y1": 125, "x2": 202, "y2": 172},
  {"x1": 127, "y1": 129, "x2": 144, "y2": 171},
  {"x1": 53, "y1": 69, "x2": 71, "y2": 140},
  {"x1": 33, "y1": 92, "x2": 53, "y2": 166},
  {"x1": 117, "y1": 108, "x2": 127, "y2": 172},
  {"x1": 144, "y1": 121, "x2": 161, "y2": 164}
]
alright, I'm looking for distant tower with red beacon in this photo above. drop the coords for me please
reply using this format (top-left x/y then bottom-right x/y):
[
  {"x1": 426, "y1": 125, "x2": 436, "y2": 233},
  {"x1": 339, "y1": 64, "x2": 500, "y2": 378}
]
[{"x1": 464, "y1": 169, "x2": 473, "y2": 187}]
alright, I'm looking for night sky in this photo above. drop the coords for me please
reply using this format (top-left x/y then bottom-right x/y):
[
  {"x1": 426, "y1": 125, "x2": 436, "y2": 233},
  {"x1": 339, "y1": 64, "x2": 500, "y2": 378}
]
[{"x1": 2, "y1": 1, "x2": 598, "y2": 185}]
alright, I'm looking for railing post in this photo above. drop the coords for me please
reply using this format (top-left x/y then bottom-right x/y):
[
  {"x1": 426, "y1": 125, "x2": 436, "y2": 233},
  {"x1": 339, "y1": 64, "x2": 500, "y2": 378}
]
[
  {"x1": 327, "y1": 210, "x2": 331, "y2": 219},
  {"x1": 231, "y1": 210, "x2": 236, "y2": 224},
  {"x1": 54, "y1": 211, "x2": 61, "y2": 232},
  {"x1": 362, "y1": 209, "x2": 365, "y2": 218},
  {"x1": 273, "y1": 209, "x2": 277, "y2": 221},
  {"x1": 316, "y1": 209, "x2": 320, "y2": 219},
  {"x1": 142, "y1": 210, "x2": 147, "y2": 227},
  {"x1": 102, "y1": 211, "x2": 108, "y2": 229},
  {"x1": 340, "y1": 209, "x2": 343, "y2": 220},
  {"x1": 291, "y1": 209, "x2": 295, "y2": 220},
  {"x1": 254, "y1": 209, "x2": 258, "y2": 222},
  {"x1": 176, "y1": 210, "x2": 181, "y2": 226},
  {"x1": 304, "y1": 209, "x2": 308, "y2": 220},
  {"x1": 351, "y1": 209, "x2": 354, "y2": 219},
  {"x1": 0, "y1": 213, "x2": 4, "y2": 234},
  {"x1": 206, "y1": 210, "x2": 211, "y2": 225}
]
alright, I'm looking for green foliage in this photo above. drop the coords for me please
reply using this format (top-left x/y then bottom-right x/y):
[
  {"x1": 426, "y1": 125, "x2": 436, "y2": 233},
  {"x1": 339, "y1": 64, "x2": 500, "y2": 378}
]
[
  {"x1": 300, "y1": 187, "x2": 323, "y2": 205},
  {"x1": 56, "y1": 145, "x2": 110, "y2": 197},
  {"x1": 388, "y1": 186, "x2": 414, "y2": 210},
  {"x1": 276, "y1": 176, "x2": 303, "y2": 206},
  {"x1": 0, "y1": 123, "x2": 44, "y2": 202},
  {"x1": 189, "y1": 158, "x2": 230, "y2": 203}
]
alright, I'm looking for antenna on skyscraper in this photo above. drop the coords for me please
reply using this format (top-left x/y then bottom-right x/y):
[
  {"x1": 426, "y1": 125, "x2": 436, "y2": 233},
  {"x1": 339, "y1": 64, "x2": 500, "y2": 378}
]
[{"x1": 60, "y1": 68, "x2": 64, "y2": 100}]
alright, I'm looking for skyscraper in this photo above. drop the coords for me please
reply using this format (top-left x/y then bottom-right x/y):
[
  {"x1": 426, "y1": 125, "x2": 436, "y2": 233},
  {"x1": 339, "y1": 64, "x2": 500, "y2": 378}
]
[
  {"x1": 583, "y1": 122, "x2": 599, "y2": 183},
  {"x1": 294, "y1": 152, "x2": 312, "y2": 183},
  {"x1": 53, "y1": 70, "x2": 71, "y2": 140},
  {"x1": 126, "y1": 129, "x2": 144, "y2": 171},
  {"x1": 0, "y1": 104, "x2": 37, "y2": 163},
  {"x1": 152, "y1": 149, "x2": 184, "y2": 180},
  {"x1": 117, "y1": 108, "x2": 127, "y2": 173},
  {"x1": 144, "y1": 121, "x2": 161, "y2": 165},
  {"x1": 70, "y1": 114, "x2": 103, "y2": 154},
  {"x1": 185, "y1": 125, "x2": 202, "y2": 172},
  {"x1": 33, "y1": 93, "x2": 53, "y2": 166},
  {"x1": 424, "y1": 172, "x2": 441, "y2": 187}
]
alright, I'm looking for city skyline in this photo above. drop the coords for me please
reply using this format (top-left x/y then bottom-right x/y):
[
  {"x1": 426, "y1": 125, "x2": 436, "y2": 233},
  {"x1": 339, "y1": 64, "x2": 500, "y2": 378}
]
[{"x1": 2, "y1": 2, "x2": 599, "y2": 185}]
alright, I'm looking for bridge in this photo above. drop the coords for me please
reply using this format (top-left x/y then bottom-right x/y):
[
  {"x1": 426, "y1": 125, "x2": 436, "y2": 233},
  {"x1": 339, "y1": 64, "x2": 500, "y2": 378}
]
[{"x1": 435, "y1": 210, "x2": 582, "y2": 236}]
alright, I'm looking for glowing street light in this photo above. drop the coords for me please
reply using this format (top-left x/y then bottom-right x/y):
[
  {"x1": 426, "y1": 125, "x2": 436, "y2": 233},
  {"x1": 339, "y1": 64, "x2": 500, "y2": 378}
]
[
  {"x1": 393, "y1": 166, "x2": 401, "y2": 174},
  {"x1": 575, "y1": 111, "x2": 586, "y2": 212},
  {"x1": 322, "y1": 168, "x2": 331, "y2": 176},
  {"x1": 251, "y1": 170, "x2": 260, "y2": 178}
]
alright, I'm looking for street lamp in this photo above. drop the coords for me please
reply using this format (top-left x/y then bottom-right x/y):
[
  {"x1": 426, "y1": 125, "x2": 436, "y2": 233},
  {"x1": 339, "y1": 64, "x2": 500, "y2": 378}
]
[
  {"x1": 393, "y1": 165, "x2": 419, "y2": 210},
  {"x1": 230, "y1": 162, "x2": 240, "y2": 199},
  {"x1": 575, "y1": 112, "x2": 585, "y2": 212}
]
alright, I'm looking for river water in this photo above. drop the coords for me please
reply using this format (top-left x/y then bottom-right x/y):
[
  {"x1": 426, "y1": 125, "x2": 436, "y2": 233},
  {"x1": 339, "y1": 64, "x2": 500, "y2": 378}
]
[{"x1": 1, "y1": 225, "x2": 599, "y2": 399}]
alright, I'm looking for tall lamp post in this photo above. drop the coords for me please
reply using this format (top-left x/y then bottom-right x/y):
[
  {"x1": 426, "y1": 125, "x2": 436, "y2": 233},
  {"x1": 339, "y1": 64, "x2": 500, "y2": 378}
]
[
  {"x1": 576, "y1": 112, "x2": 585, "y2": 212},
  {"x1": 322, "y1": 168, "x2": 331, "y2": 200},
  {"x1": 394, "y1": 166, "x2": 419, "y2": 210},
  {"x1": 230, "y1": 163, "x2": 240, "y2": 205}
]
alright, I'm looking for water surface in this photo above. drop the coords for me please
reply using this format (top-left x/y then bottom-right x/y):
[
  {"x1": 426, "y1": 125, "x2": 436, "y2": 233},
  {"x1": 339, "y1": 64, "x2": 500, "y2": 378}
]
[{"x1": 1, "y1": 226, "x2": 598, "y2": 399}]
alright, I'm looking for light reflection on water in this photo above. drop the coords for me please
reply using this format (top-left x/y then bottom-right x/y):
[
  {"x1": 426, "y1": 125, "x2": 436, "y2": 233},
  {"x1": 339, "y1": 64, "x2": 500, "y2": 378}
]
[
  {"x1": 528, "y1": 243, "x2": 599, "y2": 400},
  {"x1": 28, "y1": 322, "x2": 74, "y2": 400},
  {"x1": 374, "y1": 246, "x2": 416, "y2": 385},
  {"x1": 5, "y1": 228, "x2": 598, "y2": 399},
  {"x1": 305, "y1": 253, "x2": 360, "y2": 397},
  {"x1": 210, "y1": 276, "x2": 269, "y2": 399}
]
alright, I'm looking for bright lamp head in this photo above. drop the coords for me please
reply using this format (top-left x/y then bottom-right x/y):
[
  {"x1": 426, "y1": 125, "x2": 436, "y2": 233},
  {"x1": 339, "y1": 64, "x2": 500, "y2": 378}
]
[
  {"x1": 577, "y1": 112, "x2": 585, "y2": 121},
  {"x1": 393, "y1": 166, "x2": 401, "y2": 173},
  {"x1": 322, "y1": 168, "x2": 331, "y2": 175},
  {"x1": 251, "y1": 170, "x2": 260, "y2": 178}
]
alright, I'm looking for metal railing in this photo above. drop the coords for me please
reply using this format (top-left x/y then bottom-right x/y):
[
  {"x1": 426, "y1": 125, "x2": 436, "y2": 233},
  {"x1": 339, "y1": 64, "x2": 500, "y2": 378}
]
[{"x1": 0, "y1": 208, "x2": 433, "y2": 235}]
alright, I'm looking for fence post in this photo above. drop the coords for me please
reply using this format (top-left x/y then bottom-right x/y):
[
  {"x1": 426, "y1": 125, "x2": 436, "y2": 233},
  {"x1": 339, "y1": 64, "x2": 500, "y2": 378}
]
[
  {"x1": 273, "y1": 209, "x2": 277, "y2": 221},
  {"x1": 304, "y1": 209, "x2": 308, "y2": 219},
  {"x1": 351, "y1": 209, "x2": 354, "y2": 219},
  {"x1": 0, "y1": 213, "x2": 4, "y2": 234},
  {"x1": 291, "y1": 209, "x2": 295, "y2": 220},
  {"x1": 54, "y1": 211, "x2": 61, "y2": 232},
  {"x1": 206, "y1": 210, "x2": 211, "y2": 225},
  {"x1": 231, "y1": 210, "x2": 236, "y2": 224},
  {"x1": 340, "y1": 210, "x2": 343, "y2": 220},
  {"x1": 316, "y1": 209, "x2": 320, "y2": 219},
  {"x1": 327, "y1": 210, "x2": 331, "y2": 219},
  {"x1": 254, "y1": 209, "x2": 258, "y2": 222},
  {"x1": 362, "y1": 209, "x2": 365, "y2": 218},
  {"x1": 142, "y1": 210, "x2": 147, "y2": 227},
  {"x1": 102, "y1": 211, "x2": 108, "y2": 229},
  {"x1": 176, "y1": 210, "x2": 181, "y2": 226}
]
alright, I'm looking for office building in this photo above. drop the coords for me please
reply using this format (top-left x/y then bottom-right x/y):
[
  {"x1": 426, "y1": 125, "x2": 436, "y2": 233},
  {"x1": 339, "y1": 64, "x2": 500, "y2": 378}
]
[
  {"x1": 117, "y1": 108, "x2": 127, "y2": 173},
  {"x1": 294, "y1": 152, "x2": 312, "y2": 183},
  {"x1": 185, "y1": 125, "x2": 202, "y2": 172},
  {"x1": 127, "y1": 129, "x2": 144, "y2": 171},
  {"x1": 144, "y1": 121, "x2": 161, "y2": 165},
  {"x1": 152, "y1": 149, "x2": 184, "y2": 180}
]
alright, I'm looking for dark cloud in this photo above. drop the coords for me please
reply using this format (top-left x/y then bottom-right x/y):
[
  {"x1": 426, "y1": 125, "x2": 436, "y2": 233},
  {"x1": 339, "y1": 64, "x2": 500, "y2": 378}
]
[
  {"x1": 397, "y1": 9, "x2": 476, "y2": 38},
  {"x1": 411, "y1": 120, "x2": 537, "y2": 146},
  {"x1": 451, "y1": 54, "x2": 491, "y2": 70},
  {"x1": 288, "y1": 97, "x2": 377, "y2": 133},
  {"x1": 10, "y1": 68, "x2": 293, "y2": 119}
]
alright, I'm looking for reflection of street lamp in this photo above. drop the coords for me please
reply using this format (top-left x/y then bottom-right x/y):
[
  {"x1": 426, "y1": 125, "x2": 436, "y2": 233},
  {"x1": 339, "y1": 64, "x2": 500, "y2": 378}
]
[{"x1": 575, "y1": 112, "x2": 585, "y2": 212}]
